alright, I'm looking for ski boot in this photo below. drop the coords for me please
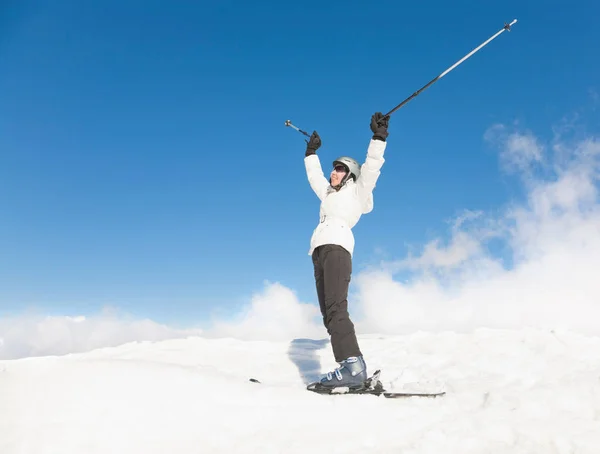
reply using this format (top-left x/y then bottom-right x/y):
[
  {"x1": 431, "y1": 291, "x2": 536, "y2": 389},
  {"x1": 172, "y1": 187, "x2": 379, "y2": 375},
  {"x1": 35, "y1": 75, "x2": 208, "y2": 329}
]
[{"x1": 307, "y1": 356, "x2": 368, "y2": 394}]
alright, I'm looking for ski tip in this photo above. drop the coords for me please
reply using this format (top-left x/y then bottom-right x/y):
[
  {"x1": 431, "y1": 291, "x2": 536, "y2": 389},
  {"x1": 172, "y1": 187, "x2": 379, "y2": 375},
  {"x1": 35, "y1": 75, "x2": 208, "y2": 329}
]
[{"x1": 249, "y1": 378, "x2": 260, "y2": 383}]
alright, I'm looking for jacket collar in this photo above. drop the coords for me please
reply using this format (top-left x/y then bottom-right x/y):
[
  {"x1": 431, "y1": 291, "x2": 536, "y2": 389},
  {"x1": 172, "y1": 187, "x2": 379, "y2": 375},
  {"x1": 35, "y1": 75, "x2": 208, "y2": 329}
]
[{"x1": 327, "y1": 179, "x2": 354, "y2": 194}]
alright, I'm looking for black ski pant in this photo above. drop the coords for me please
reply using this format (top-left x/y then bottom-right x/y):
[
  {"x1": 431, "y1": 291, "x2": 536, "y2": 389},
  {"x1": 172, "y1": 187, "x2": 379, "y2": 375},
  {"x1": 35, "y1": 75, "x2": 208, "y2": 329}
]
[{"x1": 312, "y1": 244, "x2": 362, "y2": 362}]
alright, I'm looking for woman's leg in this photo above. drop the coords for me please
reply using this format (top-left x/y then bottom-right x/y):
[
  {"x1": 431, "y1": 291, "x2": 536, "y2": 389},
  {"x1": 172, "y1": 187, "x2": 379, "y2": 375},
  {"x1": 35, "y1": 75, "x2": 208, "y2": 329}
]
[
  {"x1": 318, "y1": 244, "x2": 362, "y2": 362},
  {"x1": 312, "y1": 247, "x2": 329, "y2": 332}
]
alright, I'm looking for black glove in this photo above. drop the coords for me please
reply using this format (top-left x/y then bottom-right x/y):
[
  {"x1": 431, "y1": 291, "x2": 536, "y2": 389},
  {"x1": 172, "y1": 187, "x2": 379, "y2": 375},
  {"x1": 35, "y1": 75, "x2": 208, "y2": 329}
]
[
  {"x1": 370, "y1": 112, "x2": 389, "y2": 141},
  {"x1": 305, "y1": 131, "x2": 321, "y2": 156}
]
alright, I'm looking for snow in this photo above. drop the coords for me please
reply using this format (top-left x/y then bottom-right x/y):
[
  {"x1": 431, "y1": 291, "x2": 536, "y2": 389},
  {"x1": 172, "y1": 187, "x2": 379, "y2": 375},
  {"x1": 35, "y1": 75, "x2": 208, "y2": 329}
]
[{"x1": 2, "y1": 328, "x2": 600, "y2": 453}]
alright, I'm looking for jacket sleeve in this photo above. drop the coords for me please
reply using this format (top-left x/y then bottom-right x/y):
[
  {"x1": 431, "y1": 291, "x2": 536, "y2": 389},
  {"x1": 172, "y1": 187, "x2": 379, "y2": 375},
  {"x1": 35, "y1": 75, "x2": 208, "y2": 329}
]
[
  {"x1": 304, "y1": 154, "x2": 330, "y2": 201},
  {"x1": 356, "y1": 139, "x2": 387, "y2": 213}
]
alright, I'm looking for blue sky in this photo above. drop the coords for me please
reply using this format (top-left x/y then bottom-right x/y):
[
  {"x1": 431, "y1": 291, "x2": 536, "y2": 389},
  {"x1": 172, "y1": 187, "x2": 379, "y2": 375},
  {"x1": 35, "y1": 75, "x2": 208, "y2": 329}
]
[{"x1": 1, "y1": 0, "x2": 599, "y2": 326}]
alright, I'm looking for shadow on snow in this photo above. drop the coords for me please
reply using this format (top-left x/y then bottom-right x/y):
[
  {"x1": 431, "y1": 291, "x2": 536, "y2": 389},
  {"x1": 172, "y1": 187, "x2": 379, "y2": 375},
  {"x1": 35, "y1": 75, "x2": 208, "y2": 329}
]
[{"x1": 287, "y1": 338, "x2": 330, "y2": 385}]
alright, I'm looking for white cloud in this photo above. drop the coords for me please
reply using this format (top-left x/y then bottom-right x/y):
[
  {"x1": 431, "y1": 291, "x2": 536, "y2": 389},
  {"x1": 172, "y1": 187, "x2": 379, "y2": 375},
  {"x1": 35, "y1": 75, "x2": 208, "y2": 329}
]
[
  {"x1": 0, "y1": 308, "x2": 202, "y2": 360},
  {"x1": 204, "y1": 281, "x2": 323, "y2": 341},
  {"x1": 0, "y1": 283, "x2": 325, "y2": 360},
  {"x1": 392, "y1": 210, "x2": 492, "y2": 272},
  {"x1": 484, "y1": 123, "x2": 544, "y2": 174},
  {"x1": 355, "y1": 124, "x2": 600, "y2": 336}
]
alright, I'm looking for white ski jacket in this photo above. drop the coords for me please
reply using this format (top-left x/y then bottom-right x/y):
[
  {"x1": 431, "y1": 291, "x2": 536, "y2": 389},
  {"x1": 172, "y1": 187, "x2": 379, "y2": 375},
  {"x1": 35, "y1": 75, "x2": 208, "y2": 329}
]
[{"x1": 304, "y1": 138, "x2": 387, "y2": 257}]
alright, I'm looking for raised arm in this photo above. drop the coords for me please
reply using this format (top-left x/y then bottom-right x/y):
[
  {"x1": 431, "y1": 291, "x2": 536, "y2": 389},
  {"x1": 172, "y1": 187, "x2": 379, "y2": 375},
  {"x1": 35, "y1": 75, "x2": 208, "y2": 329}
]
[
  {"x1": 303, "y1": 131, "x2": 330, "y2": 201},
  {"x1": 356, "y1": 112, "x2": 390, "y2": 213}
]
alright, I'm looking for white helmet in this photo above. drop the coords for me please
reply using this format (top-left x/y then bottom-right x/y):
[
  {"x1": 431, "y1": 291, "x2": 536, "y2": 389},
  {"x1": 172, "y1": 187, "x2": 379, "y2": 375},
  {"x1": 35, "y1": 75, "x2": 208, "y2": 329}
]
[{"x1": 333, "y1": 156, "x2": 361, "y2": 182}]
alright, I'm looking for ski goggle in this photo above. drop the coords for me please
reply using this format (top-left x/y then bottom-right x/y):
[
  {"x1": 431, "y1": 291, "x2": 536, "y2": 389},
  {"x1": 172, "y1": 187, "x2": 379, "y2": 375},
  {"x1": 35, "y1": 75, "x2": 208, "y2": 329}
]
[{"x1": 333, "y1": 164, "x2": 348, "y2": 173}]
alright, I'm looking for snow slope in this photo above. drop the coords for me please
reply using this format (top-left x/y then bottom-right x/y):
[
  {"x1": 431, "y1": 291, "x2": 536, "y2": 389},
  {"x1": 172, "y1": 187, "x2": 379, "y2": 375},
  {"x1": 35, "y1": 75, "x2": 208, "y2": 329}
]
[{"x1": 2, "y1": 329, "x2": 600, "y2": 453}]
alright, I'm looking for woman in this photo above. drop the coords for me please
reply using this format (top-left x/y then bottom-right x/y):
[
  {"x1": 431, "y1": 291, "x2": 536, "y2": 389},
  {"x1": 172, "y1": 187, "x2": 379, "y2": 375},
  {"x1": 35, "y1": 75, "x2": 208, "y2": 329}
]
[{"x1": 303, "y1": 111, "x2": 389, "y2": 389}]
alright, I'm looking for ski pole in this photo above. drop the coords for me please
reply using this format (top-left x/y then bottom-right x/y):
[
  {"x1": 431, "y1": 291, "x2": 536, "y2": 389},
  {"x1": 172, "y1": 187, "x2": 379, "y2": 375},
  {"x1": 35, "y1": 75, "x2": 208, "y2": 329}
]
[
  {"x1": 284, "y1": 20, "x2": 517, "y2": 138},
  {"x1": 383, "y1": 19, "x2": 518, "y2": 118},
  {"x1": 284, "y1": 119, "x2": 311, "y2": 139}
]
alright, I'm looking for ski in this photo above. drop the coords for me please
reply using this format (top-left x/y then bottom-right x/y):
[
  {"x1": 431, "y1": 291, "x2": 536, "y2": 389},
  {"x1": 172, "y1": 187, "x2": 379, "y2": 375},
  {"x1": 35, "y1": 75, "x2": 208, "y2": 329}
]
[{"x1": 249, "y1": 369, "x2": 445, "y2": 398}]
